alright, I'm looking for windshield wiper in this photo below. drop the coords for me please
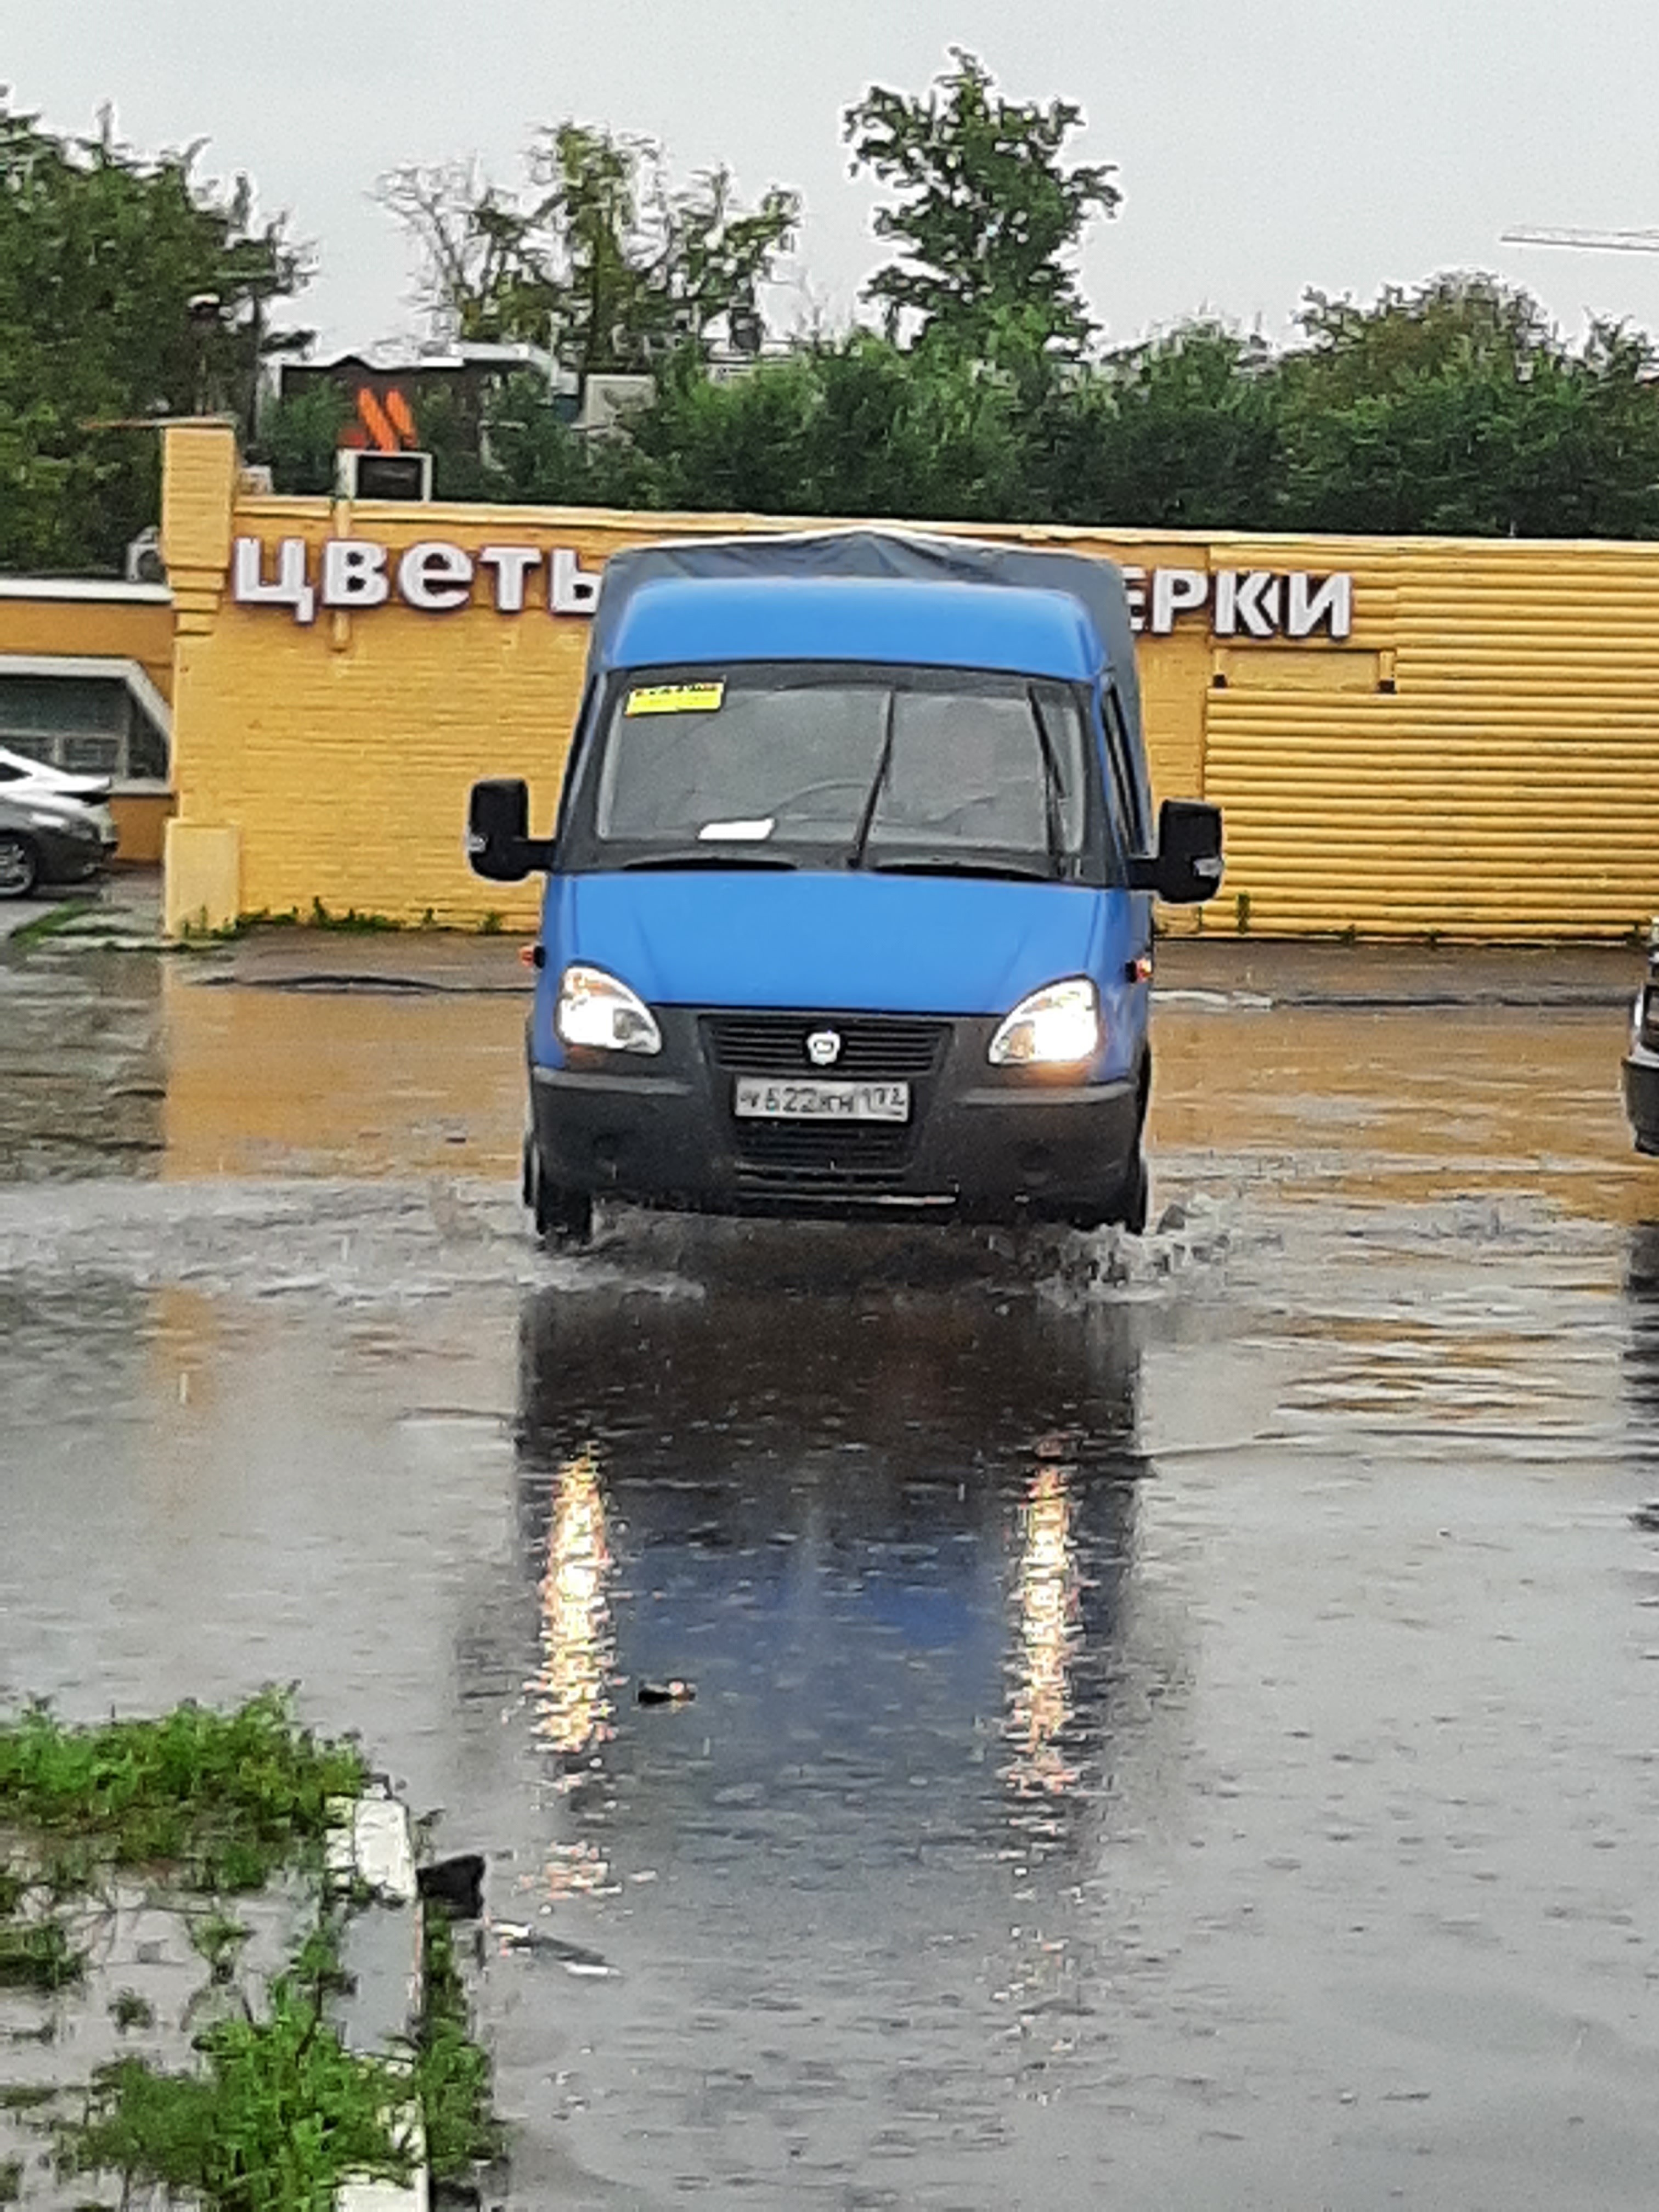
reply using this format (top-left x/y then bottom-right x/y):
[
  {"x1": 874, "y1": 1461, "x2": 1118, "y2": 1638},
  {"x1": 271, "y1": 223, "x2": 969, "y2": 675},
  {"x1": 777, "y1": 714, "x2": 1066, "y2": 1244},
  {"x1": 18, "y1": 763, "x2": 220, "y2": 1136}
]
[
  {"x1": 617, "y1": 851, "x2": 798, "y2": 872},
  {"x1": 847, "y1": 690, "x2": 900, "y2": 872},
  {"x1": 868, "y1": 856, "x2": 1055, "y2": 884}
]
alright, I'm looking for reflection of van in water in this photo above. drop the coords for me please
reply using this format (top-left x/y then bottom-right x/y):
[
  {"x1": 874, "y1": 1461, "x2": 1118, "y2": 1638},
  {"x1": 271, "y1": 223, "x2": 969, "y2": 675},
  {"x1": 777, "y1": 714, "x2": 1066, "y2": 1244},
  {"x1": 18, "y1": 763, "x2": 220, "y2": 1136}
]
[{"x1": 467, "y1": 530, "x2": 1223, "y2": 1245}]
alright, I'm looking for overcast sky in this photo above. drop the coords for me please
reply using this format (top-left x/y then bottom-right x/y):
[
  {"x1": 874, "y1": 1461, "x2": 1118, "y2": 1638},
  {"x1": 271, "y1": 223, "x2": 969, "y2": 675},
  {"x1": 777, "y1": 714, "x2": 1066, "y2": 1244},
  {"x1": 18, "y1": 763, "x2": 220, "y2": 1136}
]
[{"x1": 9, "y1": 0, "x2": 1659, "y2": 357}]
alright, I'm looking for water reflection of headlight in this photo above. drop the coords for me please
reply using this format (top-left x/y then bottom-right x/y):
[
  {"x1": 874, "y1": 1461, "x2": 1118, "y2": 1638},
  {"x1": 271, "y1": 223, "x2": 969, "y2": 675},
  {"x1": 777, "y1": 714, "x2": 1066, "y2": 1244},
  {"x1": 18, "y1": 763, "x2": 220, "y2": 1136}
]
[
  {"x1": 1006, "y1": 1462, "x2": 1080, "y2": 1797},
  {"x1": 528, "y1": 1448, "x2": 615, "y2": 1758}
]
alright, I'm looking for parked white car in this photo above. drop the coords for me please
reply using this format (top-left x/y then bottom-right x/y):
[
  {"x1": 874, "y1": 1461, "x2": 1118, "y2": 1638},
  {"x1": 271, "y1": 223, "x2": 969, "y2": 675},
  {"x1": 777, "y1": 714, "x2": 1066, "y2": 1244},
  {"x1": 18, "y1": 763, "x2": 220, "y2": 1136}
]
[
  {"x1": 0, "y1": 749, "x2": 119, "y2": 896},
  {"x1": 0, "y1": 744, "x2": 113, "y2": 804}
]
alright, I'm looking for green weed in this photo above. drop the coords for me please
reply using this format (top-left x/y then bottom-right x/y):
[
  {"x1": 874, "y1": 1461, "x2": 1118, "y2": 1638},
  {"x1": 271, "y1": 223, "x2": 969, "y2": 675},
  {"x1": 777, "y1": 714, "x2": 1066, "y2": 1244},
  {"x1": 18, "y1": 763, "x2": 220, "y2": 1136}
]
[
  {"x1": 308, "y1": 897, "x2": 403, "y2": 933},
  {"x1": 0, "y1": 1691, "x2": 366, "y2": 1894},
  {"x1": 8, "y1": 902, "x2": 81, "y2": 950},
  {"x1": 196, "y1": 906, "x2": 303, "y2": 942},
  {"x1": 0, "y1": 2154, "x2": 20, "y2": 2203},
  {"x1": 1234, "y1": 889, "x2": 1251, "y2": 934},
  {"x1": 109, "y1": 1989, "x2": 155, "y2": 2032},
  {"x1": 0, "y1": 1916, "x2": 85, "y2": 1993},
  {"x1": 478, "y1": 910, "x2": 504, "y2": 935},
  {"x1": 187, "y1": 1911, "x2": 251, "y2": 1985},
  {"x1": 57, "y1": 1970, "x2": 413, "y2": 2210},
  {"x1": 415, "y1": 1905, "x2": 502, "y2": 2180}
]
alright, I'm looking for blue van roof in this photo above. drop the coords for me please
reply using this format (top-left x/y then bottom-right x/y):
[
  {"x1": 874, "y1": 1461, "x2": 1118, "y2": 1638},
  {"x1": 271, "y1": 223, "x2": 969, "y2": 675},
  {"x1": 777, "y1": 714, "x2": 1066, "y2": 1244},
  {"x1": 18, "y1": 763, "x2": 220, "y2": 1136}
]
[{"x1": 606, "y1": 575, "x2": 1107, "y2": 684}]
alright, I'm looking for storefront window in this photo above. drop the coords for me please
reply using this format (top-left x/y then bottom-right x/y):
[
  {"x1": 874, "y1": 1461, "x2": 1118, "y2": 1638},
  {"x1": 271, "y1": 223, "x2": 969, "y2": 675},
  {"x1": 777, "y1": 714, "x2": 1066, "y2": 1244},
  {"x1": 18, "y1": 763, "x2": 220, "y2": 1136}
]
[{"x1": 0, "y1": 671, "x2": 169, "y2": 783}]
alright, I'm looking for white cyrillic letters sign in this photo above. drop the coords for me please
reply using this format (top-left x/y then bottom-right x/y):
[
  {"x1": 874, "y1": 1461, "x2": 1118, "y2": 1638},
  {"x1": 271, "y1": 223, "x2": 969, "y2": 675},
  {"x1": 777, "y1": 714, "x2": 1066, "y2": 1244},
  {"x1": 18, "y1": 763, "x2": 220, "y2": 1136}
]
[
  {"x1": 233, "y1": 537, "x2": 316, "y2": 625},
  {"x1": 1119, "y1": 565, "x2": 1147, "y2": 630},
  {"x1": 478, "y1": 545, "x2": 543, "y2": 614},
  {"x1": 1149, "y1": 567, "x2": 1207, "y2": 634},
  {"x1": 321, "y1": 539, "x2": 390, "y2": 609},
  {"x1": 229, "y1": 537, "x2": 1357, "y2": 642},
  {"x1": 398, "y1": 541, "x2": 474, "y2": 612},
  {"x1": 1214, "y1": 571, "x2": 1282, "y2": 638},
  {"x1": 549, "y1": 548, "x2": 601, "y2": 614},
  {"x1": 1287, "y1": 572, "x2": 1353, "y2": 640}
]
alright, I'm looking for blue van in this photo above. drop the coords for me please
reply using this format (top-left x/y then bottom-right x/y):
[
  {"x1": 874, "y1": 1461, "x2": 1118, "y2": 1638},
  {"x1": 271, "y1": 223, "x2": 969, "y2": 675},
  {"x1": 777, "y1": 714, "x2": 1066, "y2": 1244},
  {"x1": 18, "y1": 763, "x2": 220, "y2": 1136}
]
[{"x1": 468, "y1": 529, "x2": 1222, "y2": 1244}]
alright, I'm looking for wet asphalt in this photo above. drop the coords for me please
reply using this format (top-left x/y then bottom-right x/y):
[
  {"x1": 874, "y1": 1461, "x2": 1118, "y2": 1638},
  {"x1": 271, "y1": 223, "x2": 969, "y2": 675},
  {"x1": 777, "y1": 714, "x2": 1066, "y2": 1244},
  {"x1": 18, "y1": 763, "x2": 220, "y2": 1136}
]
[{"x1": 4, "y1": 917, "x2": 1659, "y2": 2208}]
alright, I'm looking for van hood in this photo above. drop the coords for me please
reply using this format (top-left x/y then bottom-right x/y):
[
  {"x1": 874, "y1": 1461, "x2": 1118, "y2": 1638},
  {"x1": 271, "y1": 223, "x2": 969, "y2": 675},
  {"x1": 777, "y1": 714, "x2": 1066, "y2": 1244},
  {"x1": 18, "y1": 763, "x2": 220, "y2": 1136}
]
[{"x1": 545, "y1": 870, "x2": 1121, "y2": 1015}]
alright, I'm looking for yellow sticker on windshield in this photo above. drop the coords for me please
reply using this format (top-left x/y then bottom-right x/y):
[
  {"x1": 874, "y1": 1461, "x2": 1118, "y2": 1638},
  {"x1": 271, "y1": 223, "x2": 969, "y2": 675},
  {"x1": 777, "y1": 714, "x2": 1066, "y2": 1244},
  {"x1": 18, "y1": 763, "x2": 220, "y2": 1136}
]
[{"x1": 625, "y1": 681, "x2": 726, "y2": 716}]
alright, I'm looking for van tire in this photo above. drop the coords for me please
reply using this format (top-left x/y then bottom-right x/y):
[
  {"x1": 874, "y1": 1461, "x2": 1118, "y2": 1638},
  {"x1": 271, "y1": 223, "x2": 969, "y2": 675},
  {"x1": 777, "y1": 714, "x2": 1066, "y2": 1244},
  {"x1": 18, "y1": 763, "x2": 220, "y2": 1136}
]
[
  {"x1": 526, "y1": 1138, "x2": 594, "y2": 1249},
  {"x1": 1114, "y1": 1145, "x2": 1149, "y2": 1235},
  {"x1": 1112, "y1": 1053, "x2": 1152, "y2": 1235}
]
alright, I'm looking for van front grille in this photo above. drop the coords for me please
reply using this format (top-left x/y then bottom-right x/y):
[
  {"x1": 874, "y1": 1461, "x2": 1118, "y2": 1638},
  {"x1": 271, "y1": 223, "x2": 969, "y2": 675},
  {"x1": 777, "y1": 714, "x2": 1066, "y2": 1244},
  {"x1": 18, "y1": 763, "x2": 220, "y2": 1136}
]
[{"x1": 704, "y1": 1014, "x2": 948, "y2": 1079}]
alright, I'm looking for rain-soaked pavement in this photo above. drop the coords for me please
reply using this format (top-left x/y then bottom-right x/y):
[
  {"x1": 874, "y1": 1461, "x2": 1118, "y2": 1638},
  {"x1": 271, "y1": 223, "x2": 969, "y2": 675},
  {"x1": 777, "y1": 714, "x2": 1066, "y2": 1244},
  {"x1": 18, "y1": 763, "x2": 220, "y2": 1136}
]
[{"x1": 5, "y1": 914, "x2": 1659, "y2": 2207}]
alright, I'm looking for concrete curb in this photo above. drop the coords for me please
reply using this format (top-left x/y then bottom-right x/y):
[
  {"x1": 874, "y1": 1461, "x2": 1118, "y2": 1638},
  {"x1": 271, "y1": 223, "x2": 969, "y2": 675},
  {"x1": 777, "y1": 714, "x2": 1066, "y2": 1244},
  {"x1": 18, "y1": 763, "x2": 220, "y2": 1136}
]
[{"x1": 328, "y1": 1788, "x2": 430, "y2": 2212}]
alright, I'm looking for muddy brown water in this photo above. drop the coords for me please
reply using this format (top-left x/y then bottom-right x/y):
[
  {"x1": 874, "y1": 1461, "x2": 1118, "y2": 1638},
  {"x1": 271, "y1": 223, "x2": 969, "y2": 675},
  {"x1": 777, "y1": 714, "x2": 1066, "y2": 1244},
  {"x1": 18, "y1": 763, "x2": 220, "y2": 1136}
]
[{"x1": 3, "y1": 945, "x2": 1659, "y2": 2206}]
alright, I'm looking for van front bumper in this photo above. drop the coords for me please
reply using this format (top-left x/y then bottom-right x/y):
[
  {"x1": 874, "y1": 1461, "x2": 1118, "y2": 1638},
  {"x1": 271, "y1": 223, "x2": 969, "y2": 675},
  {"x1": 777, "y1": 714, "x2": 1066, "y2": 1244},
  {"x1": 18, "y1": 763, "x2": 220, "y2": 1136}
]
[{"x1": 529, "y1": 1007, "x2": 1143, "y2": 1225}]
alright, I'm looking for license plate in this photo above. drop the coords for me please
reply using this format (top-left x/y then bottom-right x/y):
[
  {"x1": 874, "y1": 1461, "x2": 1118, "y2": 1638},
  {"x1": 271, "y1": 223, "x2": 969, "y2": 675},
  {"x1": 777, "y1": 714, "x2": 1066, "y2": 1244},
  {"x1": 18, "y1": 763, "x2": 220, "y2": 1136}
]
[{"x1": 732, "y1": 1078, "x2": 911, "y2": 1122}]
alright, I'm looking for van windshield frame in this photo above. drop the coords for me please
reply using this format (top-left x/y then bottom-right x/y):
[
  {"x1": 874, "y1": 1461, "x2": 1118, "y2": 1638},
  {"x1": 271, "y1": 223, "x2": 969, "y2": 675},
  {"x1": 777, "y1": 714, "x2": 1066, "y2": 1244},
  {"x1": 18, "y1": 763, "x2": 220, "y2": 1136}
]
[{"x1": 557, "y1": 660, "x2": 1128, "y2": 885}]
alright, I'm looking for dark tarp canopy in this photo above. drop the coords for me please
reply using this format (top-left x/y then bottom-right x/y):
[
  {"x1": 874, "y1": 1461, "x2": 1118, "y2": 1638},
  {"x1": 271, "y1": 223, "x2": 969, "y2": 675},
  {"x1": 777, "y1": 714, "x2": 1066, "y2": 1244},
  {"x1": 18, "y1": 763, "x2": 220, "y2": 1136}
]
[{"x1": 586, "y1": 527, "x2": 1143, "y2": 748}]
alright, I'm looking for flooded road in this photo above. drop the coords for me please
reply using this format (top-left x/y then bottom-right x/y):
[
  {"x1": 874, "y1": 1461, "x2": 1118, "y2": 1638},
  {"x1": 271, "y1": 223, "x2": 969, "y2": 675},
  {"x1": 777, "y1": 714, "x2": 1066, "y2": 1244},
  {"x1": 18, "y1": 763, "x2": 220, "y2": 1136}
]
[{"x1": 4, "y1": 937, "x2": 1659, "y2": 2207}]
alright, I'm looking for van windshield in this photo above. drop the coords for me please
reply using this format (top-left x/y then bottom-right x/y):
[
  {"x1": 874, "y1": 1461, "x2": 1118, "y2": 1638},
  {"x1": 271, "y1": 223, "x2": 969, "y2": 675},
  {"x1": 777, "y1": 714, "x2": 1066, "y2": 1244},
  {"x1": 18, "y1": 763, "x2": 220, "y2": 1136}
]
[{"x1": 580, "y1": 663, "x2": 1100, "y2": 878}]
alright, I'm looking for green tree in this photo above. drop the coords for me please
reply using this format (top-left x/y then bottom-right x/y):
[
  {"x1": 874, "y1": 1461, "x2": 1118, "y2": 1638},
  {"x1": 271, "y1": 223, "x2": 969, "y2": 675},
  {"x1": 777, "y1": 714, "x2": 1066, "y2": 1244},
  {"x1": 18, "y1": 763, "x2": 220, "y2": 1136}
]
[
  {"x1": 1026, "y1": 323, "x2": 1284, "y2": 528},
  {"x1": 617, "y1": 333, "x2": 1029, "y2": 521},
  {"x1": 844, "y1": 49, "x2": 1119, "y2": 361},
  {"x1": 1277, "y1": 274, "x2": 1659, "y2": 537},
  {"x1": 256, "y1": 382, "x2": 350, "y2": 496},
  {"x1": 380, "y1": 128, "x2": 799, "y2": 383},
  {"x1": 0, "y1": 99, "x2": 309, "y2": 573}
]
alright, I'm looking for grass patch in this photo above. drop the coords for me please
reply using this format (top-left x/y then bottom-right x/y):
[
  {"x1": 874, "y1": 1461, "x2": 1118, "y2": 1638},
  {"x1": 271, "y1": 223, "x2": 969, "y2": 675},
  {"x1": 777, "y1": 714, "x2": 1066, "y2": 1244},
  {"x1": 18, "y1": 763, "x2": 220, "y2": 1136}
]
[
  {"x1": 309, "y1": 898, "x2": 403, "y2": 934},
  {"x1": 0, "y1": 2154, "x2": 19, "y2": 2203},
  {"x1": 0, "y1": 1691, "x2": 366, "y2": 1894},
  {"x1": 108, "y1": 1989, "x2": 155, "y2": 2033},
  {"x1": 8, "y1": 902, "x2": 82, "y2": 950},
  {"x1": 56, "y1": 1949, "x2": 414, "y2": 2210},
  {"x1": 190, "y1": 906, "x2": 303, "y2": 943},
  {"x1": 0, "y1": 1917, "x2": 84, "y2": 1994},
  {"x1": 415, "y1": 1904, "x2": 502, "y2": 2181},
  {"x1": 187, "y1": 1910, "x2": 251, "y2": 1984}
]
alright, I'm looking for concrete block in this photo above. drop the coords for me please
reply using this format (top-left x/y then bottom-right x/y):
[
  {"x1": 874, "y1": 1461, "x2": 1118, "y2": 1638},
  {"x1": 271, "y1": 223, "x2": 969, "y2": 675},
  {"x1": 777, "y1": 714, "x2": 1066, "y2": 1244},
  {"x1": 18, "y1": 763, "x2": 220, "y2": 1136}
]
[{"x1": 163, "y1": 819, "x2": 240, "y2": 936}]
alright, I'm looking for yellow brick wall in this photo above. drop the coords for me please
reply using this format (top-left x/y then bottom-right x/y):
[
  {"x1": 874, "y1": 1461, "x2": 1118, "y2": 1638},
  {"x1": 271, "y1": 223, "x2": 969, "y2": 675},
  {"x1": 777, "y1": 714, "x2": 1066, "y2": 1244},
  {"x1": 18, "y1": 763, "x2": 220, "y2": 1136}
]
[
  {"x1": 0, "y1": 596, "x2": 174, "y2": 702},
  {"x1": 161, "y1": 422, "x2": 1659, "y2": 940}
]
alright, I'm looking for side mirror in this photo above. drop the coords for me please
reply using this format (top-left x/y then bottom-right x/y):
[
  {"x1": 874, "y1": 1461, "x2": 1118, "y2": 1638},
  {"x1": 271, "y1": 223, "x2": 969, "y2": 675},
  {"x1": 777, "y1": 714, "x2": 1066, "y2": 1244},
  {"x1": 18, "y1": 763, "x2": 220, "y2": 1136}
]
[
  {"x1": 466, "y1": 778, "x2": 551, "y2": 882},
  {"x1": 1130, "y1": 798, "x2": 1224, "y2": 905}
]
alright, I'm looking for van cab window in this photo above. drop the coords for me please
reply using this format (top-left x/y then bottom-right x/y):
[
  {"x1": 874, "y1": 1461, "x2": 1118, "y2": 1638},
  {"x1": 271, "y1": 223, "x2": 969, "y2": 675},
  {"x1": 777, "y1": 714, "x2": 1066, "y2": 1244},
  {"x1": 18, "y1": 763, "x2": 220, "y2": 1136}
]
[
  {"x1": 1101, "y1": 684, "x2": 1147, "y2": 853},
  {"x1": 577, "y1": 662, "x2": 1109, "y2": 879}
]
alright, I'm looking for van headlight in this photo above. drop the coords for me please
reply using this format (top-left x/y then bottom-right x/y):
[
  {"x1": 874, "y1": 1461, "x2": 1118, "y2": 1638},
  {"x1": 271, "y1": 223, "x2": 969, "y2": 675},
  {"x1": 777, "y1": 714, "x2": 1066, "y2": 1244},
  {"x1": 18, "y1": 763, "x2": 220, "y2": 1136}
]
[
  {"x1": 988, "y1": 977, "x2": 1102, "y2": 1067},
  {"x1": 555, "y1": 964, "x2": 662, "y2": 1055}
]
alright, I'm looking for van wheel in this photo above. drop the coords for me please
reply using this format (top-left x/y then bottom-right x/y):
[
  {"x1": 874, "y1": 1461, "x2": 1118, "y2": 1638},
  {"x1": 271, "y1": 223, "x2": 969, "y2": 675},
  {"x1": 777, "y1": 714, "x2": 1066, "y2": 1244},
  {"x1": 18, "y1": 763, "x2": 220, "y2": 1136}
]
[
  {"x1": 1113, "y1": 1055, "x2": 1152, "y2": 1235},
  {"x1": 1114, "y1": 1146, "x2": 1149, "y2": 1235},
  {"x1": 527, "y1": 1139, "x2": 594, "y2": 1249},
  {"x1": 0, "y1": 832, "x2": 40, "y2": 900}
]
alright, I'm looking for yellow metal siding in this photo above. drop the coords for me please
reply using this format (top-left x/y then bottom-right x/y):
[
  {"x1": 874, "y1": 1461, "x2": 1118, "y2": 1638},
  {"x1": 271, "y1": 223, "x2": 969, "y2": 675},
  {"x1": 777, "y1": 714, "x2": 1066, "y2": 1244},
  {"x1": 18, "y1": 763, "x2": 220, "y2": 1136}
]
[{"x1": 1207, "y1": 539, "x2": 1659, "y2": 938}]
